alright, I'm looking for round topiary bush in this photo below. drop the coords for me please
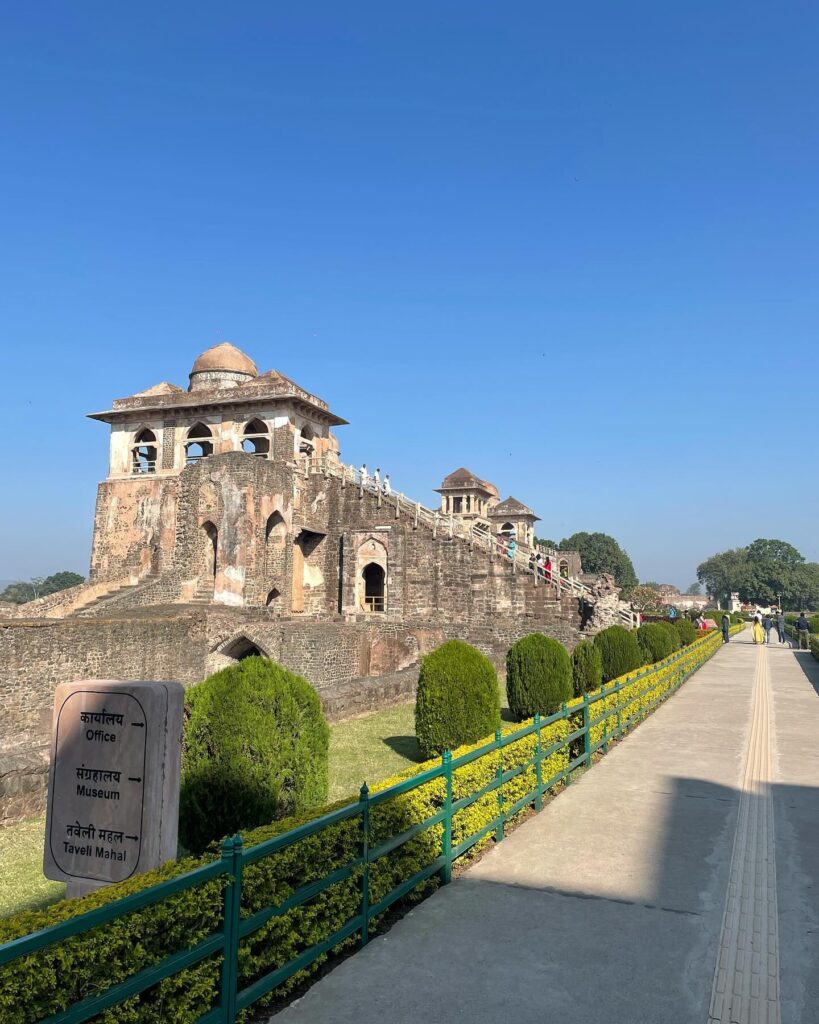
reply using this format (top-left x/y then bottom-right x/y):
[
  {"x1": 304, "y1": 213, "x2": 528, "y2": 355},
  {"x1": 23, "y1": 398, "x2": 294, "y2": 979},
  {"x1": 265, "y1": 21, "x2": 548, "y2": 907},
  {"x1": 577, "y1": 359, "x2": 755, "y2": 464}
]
[
  {"x1": 179, "y1": 656, "x2": 330, "y2": 854},
  {"x1": 506, "y1": 633, "x2": 573, "y2": 720},
  {"x1": 654, "y1": 620, "x2": 681, "y2": 652},
  {"x1": 636, "y1": 623, "x2": 677, "y2": 665},
  {"x1": 593, "y1": 625, "x2": 643, "y2": 683},
  {"x1": 415, "y1": 640, "x2": 501, "y2": 757},
  {"x1": 571, "y1": 638, "x2": 603, "y2": 697},
  {"x1": 673, "y1": 617, "x2": 697, "y2": 646}
]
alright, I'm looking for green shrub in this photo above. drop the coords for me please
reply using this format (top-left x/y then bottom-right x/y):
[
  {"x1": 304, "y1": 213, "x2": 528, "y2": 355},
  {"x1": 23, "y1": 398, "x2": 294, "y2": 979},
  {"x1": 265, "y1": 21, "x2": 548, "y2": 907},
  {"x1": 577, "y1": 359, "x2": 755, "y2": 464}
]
[
  {"x1": 179, "y1": 656, "x2": 329, "y2": 854},
  {"x1": 654, "y1": 620, "x2": 681, "y2": 652},
  {"x1": 571, "y1": 639, "x2": 603, "y2": 697},
  {"x1": 673, "y1": 617, "x2": 697, "y2": 646},
  {"x1": 506, "y1": 633, "x2": 573, "y2": 720},
  {"x1": 809, "y1": 614, "x2": 819, "y2": 634},
  {"x1": 636, "y1": 623, "x2": 677, "y2": 665},
  {"x1": 415, "y1": 640, "x2": 501, "y2": 757},
  {"x1": 593, "y1": 625, "x2": 643, "y2": 683}
]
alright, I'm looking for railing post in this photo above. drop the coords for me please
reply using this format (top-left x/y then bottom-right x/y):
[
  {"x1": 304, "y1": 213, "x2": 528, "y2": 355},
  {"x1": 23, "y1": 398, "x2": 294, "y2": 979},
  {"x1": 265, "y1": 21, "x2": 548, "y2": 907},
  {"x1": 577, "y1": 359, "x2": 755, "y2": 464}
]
[
  {"x1": 495, "y1": 729, "x2": 504, "y2": 842},
  {"x1": 615, "y1": 681, "x2": 622, "y2": 739},
  {"x1": 359, "y1": 783, "x2": 370, "y2": 947},
  {"x1": 219, "y1": 834, "x2": 243, "y2": 1024},
  {"x1": 533, "y1": 713, "x2": 543, "y2": 810},
  {"x1": 582, "y1": 692, "x2": 591, "y2": 767},
  {"x1": 442, "y1": 751, "x2": 453, "y2": 883}
]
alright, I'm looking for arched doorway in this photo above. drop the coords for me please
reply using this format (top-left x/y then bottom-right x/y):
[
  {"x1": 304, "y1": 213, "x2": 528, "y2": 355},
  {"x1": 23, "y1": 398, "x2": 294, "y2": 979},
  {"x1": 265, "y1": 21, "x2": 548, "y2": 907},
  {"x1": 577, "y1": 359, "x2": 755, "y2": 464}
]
[
  {"x1": 223, "y1": 636, "x2": 263, "y2": 661},
  {"x1": 202, "y1": 521, "x2": 218, "y2": 576},
  {"x1": 362, "y1": 562, "x2": 386, "y2": 612}
]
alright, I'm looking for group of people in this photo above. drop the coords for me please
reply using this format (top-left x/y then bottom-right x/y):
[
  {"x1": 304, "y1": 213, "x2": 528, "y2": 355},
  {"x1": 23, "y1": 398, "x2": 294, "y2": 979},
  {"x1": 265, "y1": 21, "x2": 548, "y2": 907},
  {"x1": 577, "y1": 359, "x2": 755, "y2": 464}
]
[
  {"x1": 358, "y1": 464, "x2": 391, "y2": 496},
  {"x1": 751, "y1": 609, "x2": 787, "y2": 646}
]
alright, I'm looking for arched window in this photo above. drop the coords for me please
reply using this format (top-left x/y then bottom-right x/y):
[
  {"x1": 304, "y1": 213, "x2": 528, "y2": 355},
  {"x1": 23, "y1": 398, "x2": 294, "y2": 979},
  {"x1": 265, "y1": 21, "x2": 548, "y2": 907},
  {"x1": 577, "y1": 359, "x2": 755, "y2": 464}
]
[
  {"x1": 559, "y1": 559, "x2": 569, "y2": 580},
  {"x1": 202, "y1": 521, "x2": 218, "y2": 576},
  {"x1": 265, "y1": 588, "x2": 280, "y2": 607},
  {"x1": 500, "y1": 522, "x2": 516, "y2": 536},
  {"x1": 265, "y1": 510, "x2": 285, "y2": 542},
  {"x1": 362, "y1": 562, "x2": 386, "y2": 612},
  {"x1": 299, "y1": 424, "x2": 315, "y2": 456},
  {"x1": 242, "y1": 419, "x2": 269, "y2": 457},
  {"x1": 131, "y1": 428, "x2": 157, "y2": 474},
  {"x1": 186, "y1": 423, "x2": 213, "y2": 464}
]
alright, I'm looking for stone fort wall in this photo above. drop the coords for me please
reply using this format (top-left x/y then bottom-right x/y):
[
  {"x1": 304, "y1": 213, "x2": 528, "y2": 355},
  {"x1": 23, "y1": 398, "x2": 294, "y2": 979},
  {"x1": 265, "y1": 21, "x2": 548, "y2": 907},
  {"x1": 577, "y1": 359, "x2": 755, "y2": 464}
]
[{"x1": 0, "y1": 599, "x2": 583, "y2": 826}]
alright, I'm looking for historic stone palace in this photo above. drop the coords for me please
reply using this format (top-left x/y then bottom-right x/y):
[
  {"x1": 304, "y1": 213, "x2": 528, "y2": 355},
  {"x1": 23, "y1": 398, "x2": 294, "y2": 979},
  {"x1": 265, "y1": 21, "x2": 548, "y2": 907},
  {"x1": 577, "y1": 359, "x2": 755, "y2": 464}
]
[{"x1": 0, "y1": 343, "x2": 624, "y2": 824}]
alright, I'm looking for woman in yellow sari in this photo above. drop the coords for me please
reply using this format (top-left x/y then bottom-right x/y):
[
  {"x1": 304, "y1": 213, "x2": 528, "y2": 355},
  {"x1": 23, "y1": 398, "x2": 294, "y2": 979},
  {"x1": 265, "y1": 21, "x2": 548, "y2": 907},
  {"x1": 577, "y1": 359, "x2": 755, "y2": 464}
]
[{"x1": 752, "y1": 616, "x2": 765, "y2": 644}]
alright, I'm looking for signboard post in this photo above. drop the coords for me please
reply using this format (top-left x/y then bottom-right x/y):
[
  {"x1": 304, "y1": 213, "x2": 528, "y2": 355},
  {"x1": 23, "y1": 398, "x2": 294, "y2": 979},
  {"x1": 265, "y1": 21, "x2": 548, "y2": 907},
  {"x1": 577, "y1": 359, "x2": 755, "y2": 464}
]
[{"x1": 44, "y1": 680, "x2": 184, "y2": 898}]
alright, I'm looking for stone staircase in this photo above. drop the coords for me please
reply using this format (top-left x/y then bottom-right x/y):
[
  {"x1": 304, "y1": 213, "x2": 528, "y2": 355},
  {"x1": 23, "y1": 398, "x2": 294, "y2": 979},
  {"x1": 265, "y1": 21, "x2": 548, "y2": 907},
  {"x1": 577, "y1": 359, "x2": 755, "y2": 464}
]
[
  {"x1": 75, "y1": 576, "x2": 156, "y2": 616},
  {"x1": 305, "y1": 457, "x2": 637, "y2": 628},
  {"x1": 190, "y1": 579, "x2": 215, "y2": 604}
]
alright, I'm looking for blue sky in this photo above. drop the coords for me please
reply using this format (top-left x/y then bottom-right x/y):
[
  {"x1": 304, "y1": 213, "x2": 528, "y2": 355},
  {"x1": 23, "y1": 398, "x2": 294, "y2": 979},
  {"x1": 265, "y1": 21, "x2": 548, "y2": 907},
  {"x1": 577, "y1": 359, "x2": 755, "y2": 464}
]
[{"x1": 1, "y1": 2, "x2": 817, "y2": 588}]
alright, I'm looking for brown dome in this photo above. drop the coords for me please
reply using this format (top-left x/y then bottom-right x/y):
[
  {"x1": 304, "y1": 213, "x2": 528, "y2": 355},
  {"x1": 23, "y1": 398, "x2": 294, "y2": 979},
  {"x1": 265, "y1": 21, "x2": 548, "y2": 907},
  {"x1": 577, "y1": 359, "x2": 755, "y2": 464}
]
[{"x1": 191, "y1": 343, "x2": 257, "y2": 378}]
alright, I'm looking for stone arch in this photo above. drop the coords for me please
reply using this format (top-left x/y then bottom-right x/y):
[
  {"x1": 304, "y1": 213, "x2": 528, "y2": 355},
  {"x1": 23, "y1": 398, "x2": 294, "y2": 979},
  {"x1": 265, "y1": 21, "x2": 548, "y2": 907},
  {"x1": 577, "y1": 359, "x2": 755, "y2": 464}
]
[
  {"x1": 242, "y1": 418, "x2": 270, "y2": 457},
  {"x1": 559, "y1": 558, "x2": 570, "y2": 579},
  {"x1": 221, "y1": 635, "x2": 266, "y2": 661},
  {"x1": 265, "y1": 510, "x2": 286, "y2": 543},
  {"x1": 299, "y1": 423, "x2": 316, "y2": 457},
  {"x1": 362, "y1": 563, "x2": 386, "y2": 612},
  {"x1": 355, "y1": 537, "x2": 388, "y2": 613},
  {"x1": 186, "y1": 422, "x2": 213, "y2": 464},
  {"x1": 131, "y1": 427, "x2": 158, "y2": 474},
  {"x1": 201, "y1": 521, "x2": 218, "y2": 577}
]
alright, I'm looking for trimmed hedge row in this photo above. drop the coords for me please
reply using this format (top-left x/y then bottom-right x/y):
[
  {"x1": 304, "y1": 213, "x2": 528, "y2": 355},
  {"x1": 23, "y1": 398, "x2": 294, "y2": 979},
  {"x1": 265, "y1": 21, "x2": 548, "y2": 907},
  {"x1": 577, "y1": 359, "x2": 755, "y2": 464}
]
[{"x1": 0, "y1": 629, "x2": 733, "y2": 1023}]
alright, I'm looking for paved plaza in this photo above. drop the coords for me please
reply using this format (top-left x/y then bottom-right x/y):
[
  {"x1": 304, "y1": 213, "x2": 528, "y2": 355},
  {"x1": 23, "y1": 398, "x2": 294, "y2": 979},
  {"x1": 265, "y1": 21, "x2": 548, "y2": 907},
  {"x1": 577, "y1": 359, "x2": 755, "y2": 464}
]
[{"x1": 271, "y1": 634, "x2": 819, "y2": 1024}]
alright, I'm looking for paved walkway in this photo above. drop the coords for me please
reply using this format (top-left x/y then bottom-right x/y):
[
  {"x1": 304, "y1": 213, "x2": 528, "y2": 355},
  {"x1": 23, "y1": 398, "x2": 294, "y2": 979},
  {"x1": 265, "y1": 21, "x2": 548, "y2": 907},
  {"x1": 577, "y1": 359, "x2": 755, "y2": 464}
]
[{"x1": 271, "y1": 635, "x2": 819, "y2": 1024}]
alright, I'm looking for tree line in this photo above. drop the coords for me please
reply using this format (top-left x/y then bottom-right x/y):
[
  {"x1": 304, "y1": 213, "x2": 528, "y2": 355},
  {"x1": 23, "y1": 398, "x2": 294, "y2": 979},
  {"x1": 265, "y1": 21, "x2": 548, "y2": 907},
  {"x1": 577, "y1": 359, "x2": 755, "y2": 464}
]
[
  {"x1": 697, "y1": 539, "x2": 819, "y2": 610},
  {"x1": 0, "y1": 571, "x2": 85, "y2": 604}
]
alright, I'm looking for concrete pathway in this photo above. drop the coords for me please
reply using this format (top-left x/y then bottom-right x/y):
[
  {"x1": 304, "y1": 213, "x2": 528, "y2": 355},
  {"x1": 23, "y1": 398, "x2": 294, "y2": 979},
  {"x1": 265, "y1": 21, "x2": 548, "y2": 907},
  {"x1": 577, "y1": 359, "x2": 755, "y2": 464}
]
[{"x1": 270, "y1": 635, "x2": 819, "y2": 1024}]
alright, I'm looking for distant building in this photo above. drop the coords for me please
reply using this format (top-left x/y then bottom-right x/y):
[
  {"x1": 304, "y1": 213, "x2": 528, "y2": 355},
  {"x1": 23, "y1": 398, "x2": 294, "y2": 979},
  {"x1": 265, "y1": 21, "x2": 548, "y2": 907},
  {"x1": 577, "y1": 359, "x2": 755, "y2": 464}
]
[{"x1": 668, "y1": 593, "x2": 711, "y2": 611}]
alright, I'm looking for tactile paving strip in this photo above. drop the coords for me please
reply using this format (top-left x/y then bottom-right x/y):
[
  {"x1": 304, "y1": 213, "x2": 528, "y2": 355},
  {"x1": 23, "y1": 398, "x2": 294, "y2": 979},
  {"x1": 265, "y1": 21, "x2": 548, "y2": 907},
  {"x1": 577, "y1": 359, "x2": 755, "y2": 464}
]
[{"x1": 708, "y1": 645, "x2": 780, "y2": 1024}]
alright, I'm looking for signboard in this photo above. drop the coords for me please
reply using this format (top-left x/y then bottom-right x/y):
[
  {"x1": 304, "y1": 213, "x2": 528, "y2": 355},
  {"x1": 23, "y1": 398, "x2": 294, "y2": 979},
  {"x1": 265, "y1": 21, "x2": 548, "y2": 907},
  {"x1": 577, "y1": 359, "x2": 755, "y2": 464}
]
[{"x1": 44, "y1": 680, "x2": 184, "y2": 896}]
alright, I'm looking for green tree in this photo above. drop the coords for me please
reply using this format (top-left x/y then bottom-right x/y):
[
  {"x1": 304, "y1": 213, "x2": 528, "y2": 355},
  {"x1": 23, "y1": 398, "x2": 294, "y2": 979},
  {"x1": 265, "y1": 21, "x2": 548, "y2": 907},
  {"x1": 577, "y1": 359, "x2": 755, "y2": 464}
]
[
  {"x1": 558, "y1": 532, "x2": 637, "y2": 588},
  {"x1": 686, "y1": 582, "x2": 702, "y2": 595},
  {"x1": 0, "y1": 571, "x2": 84, "y2": 604},
  {"x1": 628, "y1": 585, "x2": 663, "y2": 612},
  {"x1": 534, "y1": 536, "x2": 559, "y2": 550},
  {"x1": 696, "y1": 548, "x2": 748, "y2": 606}
]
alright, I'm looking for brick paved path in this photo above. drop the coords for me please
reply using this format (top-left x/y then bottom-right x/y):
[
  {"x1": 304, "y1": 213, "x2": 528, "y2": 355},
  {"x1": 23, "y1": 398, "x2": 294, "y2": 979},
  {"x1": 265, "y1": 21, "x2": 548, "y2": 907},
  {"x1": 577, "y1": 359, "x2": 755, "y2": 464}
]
[{"x1": 270, "y1": 634, "x2": 819, "y2": 1024}]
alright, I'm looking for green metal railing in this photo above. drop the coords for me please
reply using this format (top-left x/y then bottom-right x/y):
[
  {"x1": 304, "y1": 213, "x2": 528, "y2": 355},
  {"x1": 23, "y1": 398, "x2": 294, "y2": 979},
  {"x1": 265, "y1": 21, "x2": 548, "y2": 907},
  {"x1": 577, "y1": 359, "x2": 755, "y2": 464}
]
[{"x1": 0, "y1": 630, "x2": 729, "y2": 1024}]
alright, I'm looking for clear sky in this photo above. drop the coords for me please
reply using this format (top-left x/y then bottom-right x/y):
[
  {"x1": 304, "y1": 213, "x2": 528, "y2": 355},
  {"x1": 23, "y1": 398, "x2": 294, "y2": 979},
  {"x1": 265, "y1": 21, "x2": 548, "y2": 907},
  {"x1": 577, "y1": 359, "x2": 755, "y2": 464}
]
[{"x1": 1, "y1": 2, "x2": 817, "y2": 589}]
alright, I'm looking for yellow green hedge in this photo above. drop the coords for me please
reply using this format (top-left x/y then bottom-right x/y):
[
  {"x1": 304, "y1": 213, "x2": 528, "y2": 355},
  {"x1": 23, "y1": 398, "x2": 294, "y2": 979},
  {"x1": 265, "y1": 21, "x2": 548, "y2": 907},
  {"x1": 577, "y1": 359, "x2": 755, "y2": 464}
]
[{"x1": 0, "y1": 628, "x2": 732, "y2": 1023}]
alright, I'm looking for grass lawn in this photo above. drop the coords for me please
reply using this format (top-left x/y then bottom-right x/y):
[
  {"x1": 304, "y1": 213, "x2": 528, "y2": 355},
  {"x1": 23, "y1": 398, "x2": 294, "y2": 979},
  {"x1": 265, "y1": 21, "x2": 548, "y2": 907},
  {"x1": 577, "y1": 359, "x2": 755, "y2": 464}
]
[{"x1": 0, "y1": 816, "x2": 65, "y2": 919}]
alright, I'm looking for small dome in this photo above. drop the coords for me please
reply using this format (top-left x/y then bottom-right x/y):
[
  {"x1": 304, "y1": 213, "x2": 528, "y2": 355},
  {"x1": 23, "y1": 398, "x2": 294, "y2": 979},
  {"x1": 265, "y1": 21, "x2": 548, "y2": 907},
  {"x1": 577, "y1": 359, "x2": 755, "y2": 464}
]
[{"x1": 191, "y1": 343, "x2": 258, "y2": 378}]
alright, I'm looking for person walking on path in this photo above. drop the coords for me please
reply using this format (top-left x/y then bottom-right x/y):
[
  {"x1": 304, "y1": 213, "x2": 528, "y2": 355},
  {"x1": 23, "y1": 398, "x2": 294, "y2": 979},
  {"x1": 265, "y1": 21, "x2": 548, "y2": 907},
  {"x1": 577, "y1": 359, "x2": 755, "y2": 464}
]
[
  {"x1": 762, "y1": 613, "x2": 773, "y2": 645},
  {"x1": 721, "y1": 613, "x2": 730, "y2": 644},
  {"x1": 776, "y1": 609, "x2": 786, "y2": 644},
  {"x1": 752, "y1": 615, "x2": 765, "y2": 645},
  {"x1": 795, "y1": 611, "x2": 811, "y2": 650}
]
